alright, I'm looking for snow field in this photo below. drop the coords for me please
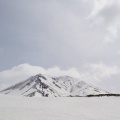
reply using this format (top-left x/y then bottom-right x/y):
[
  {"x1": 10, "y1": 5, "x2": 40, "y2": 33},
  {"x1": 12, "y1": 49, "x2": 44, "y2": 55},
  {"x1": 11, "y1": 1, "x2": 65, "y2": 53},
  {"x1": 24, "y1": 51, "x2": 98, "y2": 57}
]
[{"x1": 0, "y1": 94, "x2": 120, "y2": 120}]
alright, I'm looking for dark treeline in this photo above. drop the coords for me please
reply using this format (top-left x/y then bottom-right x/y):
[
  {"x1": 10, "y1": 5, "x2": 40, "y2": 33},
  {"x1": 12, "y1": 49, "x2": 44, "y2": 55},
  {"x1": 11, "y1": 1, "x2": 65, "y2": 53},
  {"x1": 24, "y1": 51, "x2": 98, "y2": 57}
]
[
  {"x1": 68, "y1": 94, "x2": 120, "y2": 97},
  {"x1": 87, "y1": 94, "x2": 120, "y2": 97}
]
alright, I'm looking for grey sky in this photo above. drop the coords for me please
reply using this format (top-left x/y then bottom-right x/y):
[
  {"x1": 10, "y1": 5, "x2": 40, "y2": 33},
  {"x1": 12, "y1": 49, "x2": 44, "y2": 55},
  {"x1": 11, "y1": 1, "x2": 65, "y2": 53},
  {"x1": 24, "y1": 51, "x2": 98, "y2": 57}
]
[
  {"x1": 0, "y1": 0, "x2": 120, "y2": 93},
  {"x1": 0, "y1": 0, "x2": 120, "y2": 71}
]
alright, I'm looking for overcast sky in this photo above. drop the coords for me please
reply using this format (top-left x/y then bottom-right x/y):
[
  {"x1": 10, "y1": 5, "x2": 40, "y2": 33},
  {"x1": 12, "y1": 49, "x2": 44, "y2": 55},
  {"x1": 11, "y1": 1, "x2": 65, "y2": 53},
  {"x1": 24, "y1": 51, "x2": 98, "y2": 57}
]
[{"x1": 0, "y1": 0, "x2": 120, "y2": 93}]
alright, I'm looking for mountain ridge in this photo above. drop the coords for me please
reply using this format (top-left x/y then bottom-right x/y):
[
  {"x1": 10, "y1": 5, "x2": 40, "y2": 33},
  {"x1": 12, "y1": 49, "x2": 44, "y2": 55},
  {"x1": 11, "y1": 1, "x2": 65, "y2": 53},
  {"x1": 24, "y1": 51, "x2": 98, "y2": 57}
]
[{"x1": 0, "y1": 74, "x2": 109, "y2": 97}]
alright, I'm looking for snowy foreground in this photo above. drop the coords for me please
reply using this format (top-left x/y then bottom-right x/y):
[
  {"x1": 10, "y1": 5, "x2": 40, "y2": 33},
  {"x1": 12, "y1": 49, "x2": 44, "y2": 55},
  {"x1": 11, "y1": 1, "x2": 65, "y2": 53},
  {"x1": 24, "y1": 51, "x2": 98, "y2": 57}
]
[{"x1": 0, "y1": 94, "x2": 120, "y2": 120}]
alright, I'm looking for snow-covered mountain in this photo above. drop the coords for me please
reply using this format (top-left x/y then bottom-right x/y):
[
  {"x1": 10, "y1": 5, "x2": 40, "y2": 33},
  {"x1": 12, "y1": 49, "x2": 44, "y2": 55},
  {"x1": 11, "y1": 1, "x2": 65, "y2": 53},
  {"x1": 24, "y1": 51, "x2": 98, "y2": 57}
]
[{"x1": 0, "y1": 74, "x2": 109, "y2": 97}]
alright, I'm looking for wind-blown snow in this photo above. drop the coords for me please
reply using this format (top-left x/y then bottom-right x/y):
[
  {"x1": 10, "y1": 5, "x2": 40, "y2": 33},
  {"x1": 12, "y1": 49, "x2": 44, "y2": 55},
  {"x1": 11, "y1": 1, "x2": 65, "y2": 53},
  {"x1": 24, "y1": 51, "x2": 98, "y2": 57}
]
[{"x1": 0, "y1": 94, "x2": 120, "y2": 120}]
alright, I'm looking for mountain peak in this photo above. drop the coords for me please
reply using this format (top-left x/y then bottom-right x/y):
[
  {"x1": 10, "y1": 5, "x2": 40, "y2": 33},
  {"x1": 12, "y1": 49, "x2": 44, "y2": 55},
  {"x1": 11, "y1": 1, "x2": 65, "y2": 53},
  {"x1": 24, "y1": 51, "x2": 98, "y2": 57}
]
[{"x1": 0, "y1": 74, "x2": 109, "y2": 97}]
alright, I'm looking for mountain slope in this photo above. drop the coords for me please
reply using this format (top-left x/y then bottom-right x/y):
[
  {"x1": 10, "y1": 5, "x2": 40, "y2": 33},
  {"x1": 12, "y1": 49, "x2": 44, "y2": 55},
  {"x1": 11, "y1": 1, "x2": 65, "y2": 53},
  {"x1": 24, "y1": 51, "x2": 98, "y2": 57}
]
[{"x1": 0, "y1": 74, "x2": 109, "y2": 97}]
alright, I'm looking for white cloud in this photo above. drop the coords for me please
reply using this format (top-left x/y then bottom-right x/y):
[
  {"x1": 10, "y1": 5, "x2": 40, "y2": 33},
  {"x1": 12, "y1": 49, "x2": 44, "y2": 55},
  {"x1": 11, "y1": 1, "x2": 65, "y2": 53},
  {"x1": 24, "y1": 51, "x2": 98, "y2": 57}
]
[
  {"x1": 83, "y1": 62, "x2": 120, "y2": 79},
  {"x1": 88, "y1": 0, "x2": 120, "y2": 43},
  {"x1": 78, "y1": 62, "x2": 120, "y2": 93},
  {"x1": 89, "y1": 0, "x2": 112, "y2": 18},
  {"x1": 46, "y1": 67, "x2": 80, "y2": 78}
]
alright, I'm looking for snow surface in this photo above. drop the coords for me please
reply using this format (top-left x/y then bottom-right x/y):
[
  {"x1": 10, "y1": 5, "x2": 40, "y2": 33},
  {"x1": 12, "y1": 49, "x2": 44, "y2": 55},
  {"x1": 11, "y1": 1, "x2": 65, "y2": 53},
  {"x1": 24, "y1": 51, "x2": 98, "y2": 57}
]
[{"x1": 0, "y1": 94, "x2": 120, "y2": 120}]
